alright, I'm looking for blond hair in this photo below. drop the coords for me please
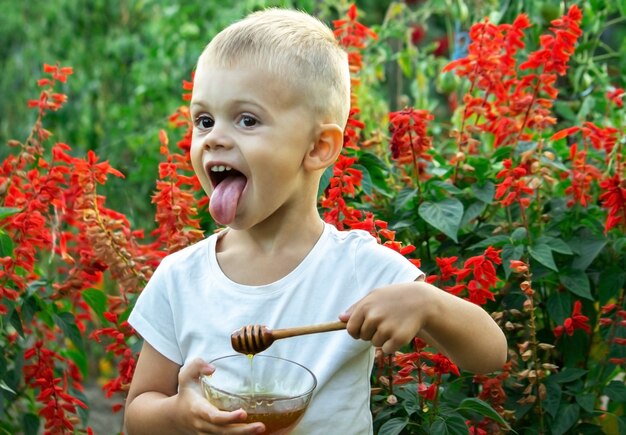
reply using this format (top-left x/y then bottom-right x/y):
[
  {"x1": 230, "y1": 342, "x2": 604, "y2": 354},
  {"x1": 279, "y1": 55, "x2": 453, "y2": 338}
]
[{"x1": 198, "y1": 8, "x2": 351, "y2": 128}]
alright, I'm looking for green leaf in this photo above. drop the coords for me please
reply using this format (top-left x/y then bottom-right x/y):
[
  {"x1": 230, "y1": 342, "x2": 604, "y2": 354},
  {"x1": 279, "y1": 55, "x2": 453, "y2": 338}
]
[
  {"x1": 0, "y1": 230, "x2": 14, "y2": 257},
  {"x1": 432, "y1": 180, "x2": 463, "y2": 195},
  {"x1": 53, "y1": 312, "x2": 85, "y2": 354},
  {"x1": 471, "y1": 182, "x2": 495, "y2": 203},
  {"x1": 418, "y1": 199, "x2": 464, "y2": 243},
  {"x1": 358, "y1": 152, "x2": 390, "y2": 194},
  {"x1": 529, "y1": 244, "x2": 558, "y2": 271},
  {"x1": 559, "y1": 270, "x2": 593, "y2": 300},
  {"x1": 551, "y1": 404, "x2": 579, "y2": 435},
  {"x1": 491, "y1": 146, "x2": 514, "y2": 162},
  {"x1": 549, "y1": 368, "x2": 587, "y2": 384},
  {"x1": 575, "y1": 394, "x2": 596, "y2": 413},
  {"x1": 402, "y1": 392, "x2": 419, "y2": 416},
  {"x1": 460, "y1": 201, "x2": 487, "y2": 228},
  {"x1": 377, "y1": 417, "x2": 408, "y2": 435},
  {"x1": 457, "y1": 398, "x2": 510, "y2": 429},
  {"x1": 65, "y1": 348, "x2": 88, "y2": 379},
  {"x1": 83, "y1": 288, "x2": 107, "y2": 320},
  {"x1": 547, "y1": 291, "x2": 572, "y2": 325},
  {"x1": 544, "y1": 381, "x2": 562, "y2": 418},
  {"x1": 603, "y1": 381, "x2": 626, "y2": 403},
  {"x1": 9, "y1": 309, "x2": 24, "y2": 337},
  {"x1": 514, "y1": 141, "x2": 538, "y2": 157},
  {"x1": 394, "y1": 187, "x2": 419, "y2": 212},
  {"x1": 430, "y1": 415, "x2": 469, "y2": 435},
  {"x1": 569, "y1": 234, "x2": 606, "y2": 271},
  {"x1": 22, "y1": 413, "x2": 39, "y2": 435},
  {"x1": 356, "y1": 164, "x2": 374, "y2": 196},
  {"x1": 501, "y1": 244, "x2": 524, "y2": 279},
  {"x1": 536, "y1": 236, "x2": 572, "y2": 255},
  {"x1": 598, "y1": 267, "x2": 626, "y2": 305},
  {"x1": 469, "y1": 235, "x2": 510, "y2": 250},
  {"x1": 317, "y1": 165, "x2": 333, "y2": 198},
  {"x1": 554, "y1": 100, "x2": 578, "y2": 122},
  {"x1": 541, "y1": 154, "x2": 568, "y2": 171},
  {"x1": 0, "y1": 207, "x2": 20, "y2": 220},
  {"x1": 511, "y1": 227, "x2": 527, "y2": 242}
]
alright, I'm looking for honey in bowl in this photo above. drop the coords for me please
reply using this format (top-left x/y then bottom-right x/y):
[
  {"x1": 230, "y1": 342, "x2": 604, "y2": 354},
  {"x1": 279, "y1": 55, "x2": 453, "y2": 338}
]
[
  {"x1": 238, "y1": 394, "x2": 307, "y2": 434},
  {"x1": 201, "y1": 355, "x2": 316, "y2": 435}
]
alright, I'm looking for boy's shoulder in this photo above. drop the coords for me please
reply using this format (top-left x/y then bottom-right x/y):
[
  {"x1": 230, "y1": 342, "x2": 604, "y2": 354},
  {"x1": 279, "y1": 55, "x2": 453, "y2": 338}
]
[
  {"x1": 324, "y1": 223, "x2": 379, "y2": 246},
  {"x1": 157, "y1": 233, "x2": 216, "y2": 269}
]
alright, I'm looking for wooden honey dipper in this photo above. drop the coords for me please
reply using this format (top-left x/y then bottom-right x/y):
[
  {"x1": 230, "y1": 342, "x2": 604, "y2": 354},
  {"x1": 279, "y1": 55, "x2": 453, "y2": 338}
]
[{"x1": 231, "y1": 320, "x2": 346, "y2": 355}]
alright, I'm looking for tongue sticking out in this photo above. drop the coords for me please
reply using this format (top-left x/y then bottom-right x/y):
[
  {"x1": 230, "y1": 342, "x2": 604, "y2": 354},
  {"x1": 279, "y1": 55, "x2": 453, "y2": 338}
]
[{"x1": 209, "y1": 175, "x2": 247, "y2": 225}]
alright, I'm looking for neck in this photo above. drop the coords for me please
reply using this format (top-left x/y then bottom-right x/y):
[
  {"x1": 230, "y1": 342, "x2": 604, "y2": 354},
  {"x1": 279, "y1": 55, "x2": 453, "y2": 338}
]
[
  {"x1": 215, "y1": 208, "x2": 325, "y2": 286},
  {"x1": 228, "y1": 210, "x2": 324, "y2": 255}
]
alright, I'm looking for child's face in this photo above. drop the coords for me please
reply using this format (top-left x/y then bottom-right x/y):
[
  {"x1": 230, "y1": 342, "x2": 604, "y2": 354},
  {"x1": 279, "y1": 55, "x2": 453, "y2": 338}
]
[{"x1": 190, "y1": 61, "x2": 318, "y2": 229}]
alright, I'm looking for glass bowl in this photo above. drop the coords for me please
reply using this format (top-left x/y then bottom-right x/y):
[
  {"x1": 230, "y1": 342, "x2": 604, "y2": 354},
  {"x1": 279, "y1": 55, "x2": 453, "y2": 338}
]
[{"x1": 201, "y1": 354, "x2": 317, "y2": 434}]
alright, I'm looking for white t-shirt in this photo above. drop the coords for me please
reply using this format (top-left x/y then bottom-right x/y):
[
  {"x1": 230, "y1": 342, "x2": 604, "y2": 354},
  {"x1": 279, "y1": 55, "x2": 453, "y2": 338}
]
[{"x1": 129, "y1": 222, "x2": 423, "y2": 434}]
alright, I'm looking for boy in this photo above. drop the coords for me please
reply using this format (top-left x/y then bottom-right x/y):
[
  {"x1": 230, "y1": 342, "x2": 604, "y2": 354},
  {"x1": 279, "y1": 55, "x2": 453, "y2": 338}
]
[{"x1": 125, "y1": 8, "x2": 507, "y2": 435}]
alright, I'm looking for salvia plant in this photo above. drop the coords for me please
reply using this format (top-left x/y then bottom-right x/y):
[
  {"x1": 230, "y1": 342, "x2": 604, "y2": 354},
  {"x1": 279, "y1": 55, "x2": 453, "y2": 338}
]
[{"x1": 1, "y1": 1, "x2": 624, "y2": 434}]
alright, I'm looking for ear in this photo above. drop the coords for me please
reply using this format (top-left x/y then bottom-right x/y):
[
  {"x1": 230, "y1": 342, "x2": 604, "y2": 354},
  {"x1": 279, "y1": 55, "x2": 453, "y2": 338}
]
[{"x1": 303, "y1": 123, "x2": 344, "y2": 172}]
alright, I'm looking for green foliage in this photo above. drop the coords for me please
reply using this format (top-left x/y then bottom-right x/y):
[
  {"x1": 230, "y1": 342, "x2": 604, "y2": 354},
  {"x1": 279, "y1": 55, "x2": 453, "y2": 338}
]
[{"x1": 1, "y1": 0, "x2": 626, "y2": 433}]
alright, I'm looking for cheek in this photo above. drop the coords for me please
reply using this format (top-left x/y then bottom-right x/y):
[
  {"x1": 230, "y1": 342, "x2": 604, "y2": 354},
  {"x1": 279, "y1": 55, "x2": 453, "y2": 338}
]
[{"x1": 189, "y1": 142, "x2": 212, "y2": 194}]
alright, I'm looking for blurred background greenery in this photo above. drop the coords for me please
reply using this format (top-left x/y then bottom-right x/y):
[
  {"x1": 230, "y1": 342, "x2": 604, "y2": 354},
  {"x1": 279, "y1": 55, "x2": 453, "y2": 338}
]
[
  {"x1": 1, "y1": 0, "x2": 385, "y2": 226},
  {"x1": 1, "y1": 0, "x2": 624, "y2": 229}
]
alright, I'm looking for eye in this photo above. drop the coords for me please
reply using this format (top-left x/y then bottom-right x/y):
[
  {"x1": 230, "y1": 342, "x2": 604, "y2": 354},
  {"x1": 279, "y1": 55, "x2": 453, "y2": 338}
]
[
  {"x1": 196, "y1": 115, "x2": 214, "y2": 129},
  {"x1": 237, "y1": 114, "x2": 259, "y2": 128}
]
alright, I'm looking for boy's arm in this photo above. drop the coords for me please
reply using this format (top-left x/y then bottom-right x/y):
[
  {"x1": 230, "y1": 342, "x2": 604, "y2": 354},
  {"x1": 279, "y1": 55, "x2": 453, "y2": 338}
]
[
  {"x1": 340, "y1": 280, "x2": 507, "y2": 374},
  {"x1": 125, "y1": 342, "x2": 264, "y2": 435}
]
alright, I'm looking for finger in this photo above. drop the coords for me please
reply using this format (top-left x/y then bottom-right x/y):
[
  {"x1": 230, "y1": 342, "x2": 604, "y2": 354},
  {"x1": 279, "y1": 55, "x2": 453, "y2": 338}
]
[
  {"x1": 203, "y1": 407, "x2": 264, "y2": 434},
  {"x1": 359, "y1": 314, "x2": 384, "y2": 341},
  {"x1": 206, "y1": 407, "x2": 248, "y2": 425},
  {"x1": 381, "y1": 337, "x2": 405, "y2": 355},
  {"x1": 179, "y1": 358, "x2": 214, "y2": 384},
  {"x1": 370, "y1": 328, "x2": 391, "y2": 348},
  {"x1": 191, "y1": 402, "x2": 262, "y2": 433},
  {"x1": 339, "y1": 302, "x2": 356, "y2": 322},
  {"x1": 345, "y1": 304, "x2": 365, "y2": 339}
]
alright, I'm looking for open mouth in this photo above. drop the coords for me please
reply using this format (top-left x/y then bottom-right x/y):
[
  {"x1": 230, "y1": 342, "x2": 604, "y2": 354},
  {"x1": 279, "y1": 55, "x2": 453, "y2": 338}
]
[
  {"x1": 207, "y1": 164, "x2": 248, "y2": 225},
  {"x1": 209, "y1": 165, "x2": 246, "y2": 188}
]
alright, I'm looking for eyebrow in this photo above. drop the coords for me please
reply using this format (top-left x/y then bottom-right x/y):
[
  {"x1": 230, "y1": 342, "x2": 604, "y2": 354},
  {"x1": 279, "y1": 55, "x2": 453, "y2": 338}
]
[
  {"x1": 190, "y1": 99, "x2": 267, "y2": 114},
  {"x1": 190, "y1": 101, "x2": 206, "y2": 112}
]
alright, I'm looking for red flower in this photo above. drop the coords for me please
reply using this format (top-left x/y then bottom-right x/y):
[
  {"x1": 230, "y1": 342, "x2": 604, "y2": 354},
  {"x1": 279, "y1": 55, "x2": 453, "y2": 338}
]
[
  {"x1": 495, "y1": 159, "x2": 534, "y2": 208},
  {"x1": 389, "y1": 107, "x2": 434, "y2": 181},
  {"x1": 410, "y1": 25, "x2": 426, "y2": 45},
  {"x1": 427, "y1": 352, "x2": 460, "y2": 376},
  {"x1": 510, "y1": 260, "x2": 528, "y2": 273},
  {"x1": 606, "y1": 87, "x2": 624, "y2": 108},
  {"x1": 565, "y1": 142, "x2": 602, "y2": 207},
  {"x1": 519, "y1": 5, "x2": 582, "y2": 76},
  {"x1": 436, "y1": 256, "x2": 460, "y2": 281},
  {"x1": 418, "y1": 383, "x2": 438, "y2": 400},
  {"x1": 599, "y1": 174, "x2": 626, "y2": 233},
  {"x1": 433, "y1": 36, "x2": 449, "y2": 57},
  {"x1": 333, "y1": 5, "x2": 378, "y2": 51},
  {"x1": 553, "y1": 300, "x2": 591, "y2": 337}
]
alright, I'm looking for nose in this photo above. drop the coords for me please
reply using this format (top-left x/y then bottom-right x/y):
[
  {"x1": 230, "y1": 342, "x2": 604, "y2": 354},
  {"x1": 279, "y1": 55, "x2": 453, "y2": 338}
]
[{"x1": 202, "y1": 121, "x2": 234, "y2": 151}]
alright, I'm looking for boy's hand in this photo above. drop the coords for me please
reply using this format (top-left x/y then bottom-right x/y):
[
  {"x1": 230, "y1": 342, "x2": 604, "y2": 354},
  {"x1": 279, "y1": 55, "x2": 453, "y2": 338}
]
[
  {"x1": 176, "y1": 358, "x2": 265, "y2": 434},
  {"x1": 339, "y1": 282, "x2": 432, "y2": 354}
]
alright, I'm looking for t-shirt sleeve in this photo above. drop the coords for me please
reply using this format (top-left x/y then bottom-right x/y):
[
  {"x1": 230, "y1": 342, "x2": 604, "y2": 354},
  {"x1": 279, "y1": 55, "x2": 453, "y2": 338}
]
[
  {"x1": 128, "y1": 257, "x2": 183, "y2": 365},
  {"x1": 354, "y1": 233, "x2": 424, "y2": 291}
]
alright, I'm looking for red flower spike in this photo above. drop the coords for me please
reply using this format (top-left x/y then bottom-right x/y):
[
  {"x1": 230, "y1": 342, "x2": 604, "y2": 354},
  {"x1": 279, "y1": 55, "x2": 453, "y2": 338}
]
[
  {"x1": 418, "y1": 383, "x2": 438, "y2": 400},
  {"x1": 519, "y1": 5, "x2": 582, "y2": 76},
  {"x1": 599, "y1": 174, "x2": 626, "y2": 233},
  {"x1": 606, "y1": 87, "x2": 624, "y2": 108},
  {"x1": 553, "y1": 300, "x2": 591, "y2": 337}
]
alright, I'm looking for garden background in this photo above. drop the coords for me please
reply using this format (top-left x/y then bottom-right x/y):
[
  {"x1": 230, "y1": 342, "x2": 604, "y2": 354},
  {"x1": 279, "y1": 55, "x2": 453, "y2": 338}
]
[{"x1": 1, "y1": 0, "x2": 625, "y2": 434}]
